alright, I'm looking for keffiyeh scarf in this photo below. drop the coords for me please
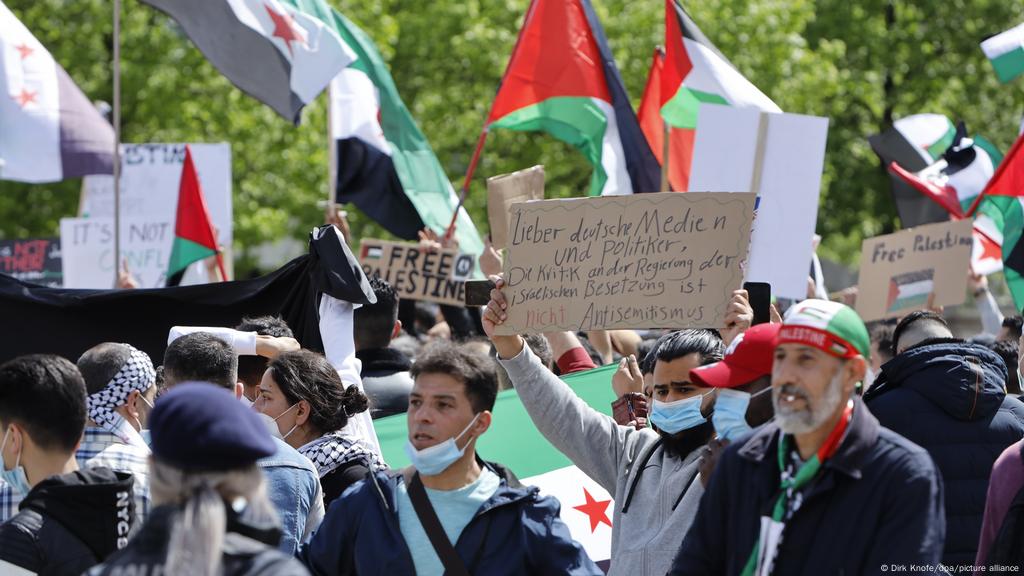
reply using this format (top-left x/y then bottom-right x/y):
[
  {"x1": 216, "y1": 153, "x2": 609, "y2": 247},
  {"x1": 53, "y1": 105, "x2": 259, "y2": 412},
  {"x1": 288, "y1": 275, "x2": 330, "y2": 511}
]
[
  {"x1": 299, "y1": 430, "x2": 386, "y2": 478},
  {"x1": 86, "y1": 345, "x2": 155, "y2": 450}
]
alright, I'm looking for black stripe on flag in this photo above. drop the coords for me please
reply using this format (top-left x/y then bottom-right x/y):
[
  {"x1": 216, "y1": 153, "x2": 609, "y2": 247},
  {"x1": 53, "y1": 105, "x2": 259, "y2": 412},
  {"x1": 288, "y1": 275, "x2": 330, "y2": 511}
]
[
  {"x1": 333, "y1": 138, "x2": 425, "y2": 241},
  {"x1": 868, "y1": 129, "x2": 950, "y2": 227}
]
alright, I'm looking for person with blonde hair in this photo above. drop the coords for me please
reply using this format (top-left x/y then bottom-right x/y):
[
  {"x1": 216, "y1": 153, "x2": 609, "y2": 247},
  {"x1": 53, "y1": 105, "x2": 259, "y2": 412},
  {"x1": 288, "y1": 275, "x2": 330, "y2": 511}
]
[{"x1": 88, "y1": 382, "x2": 308, "y2": 576}]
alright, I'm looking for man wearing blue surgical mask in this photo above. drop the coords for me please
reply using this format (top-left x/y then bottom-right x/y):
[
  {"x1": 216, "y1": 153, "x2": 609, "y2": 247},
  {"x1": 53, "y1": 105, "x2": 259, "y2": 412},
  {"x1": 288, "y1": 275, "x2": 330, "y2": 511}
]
[
  {"x1": 689, "y1": 323, "x2": 780, "y2": 487},
  {"x1": 480, "y1": 276, "x2": 731, "y2": 576},
  {"x1": 298, "y1": 340, "x2": 600, "y2": 576}
]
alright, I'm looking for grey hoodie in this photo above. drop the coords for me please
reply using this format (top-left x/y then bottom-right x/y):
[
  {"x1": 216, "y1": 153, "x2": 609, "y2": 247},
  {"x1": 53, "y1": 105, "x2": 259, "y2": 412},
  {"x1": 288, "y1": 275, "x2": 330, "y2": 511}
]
[{"x1": 499, "y1": 345, "x2": 705, "y2": 576}]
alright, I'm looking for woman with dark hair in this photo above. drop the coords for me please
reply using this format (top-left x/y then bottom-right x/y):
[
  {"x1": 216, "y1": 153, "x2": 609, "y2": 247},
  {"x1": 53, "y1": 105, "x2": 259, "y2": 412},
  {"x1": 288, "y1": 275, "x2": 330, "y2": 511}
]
[{"x1": 256, "y1": 350, "x2": 386, "y2": 506}]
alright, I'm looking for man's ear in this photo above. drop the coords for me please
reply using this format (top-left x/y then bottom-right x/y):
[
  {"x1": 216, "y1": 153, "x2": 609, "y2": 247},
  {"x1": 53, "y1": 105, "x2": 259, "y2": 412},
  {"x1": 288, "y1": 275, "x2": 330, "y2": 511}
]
[
  {"x1": 125, "y1": 389, "x2": 142, "y2": 419},
  {"x1": 391, "y1": 320, "x2": 403, "y2": 341},
  {"x1": 234, "y1": 382, "x2": 244, "y2": 400},
  {"x1": 474, "y1": 411, "x2": 493, "y2": 436},
  {"x1": 845, "y1": 357, "x2": 867, "y2": 393}
]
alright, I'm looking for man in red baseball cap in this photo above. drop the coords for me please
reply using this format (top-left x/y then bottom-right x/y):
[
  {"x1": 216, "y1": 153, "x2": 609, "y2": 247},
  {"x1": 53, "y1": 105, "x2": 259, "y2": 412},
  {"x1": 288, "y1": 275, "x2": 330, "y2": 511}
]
[{"x1": 689, "y1": 322, "x2": 780, "y2": 486}]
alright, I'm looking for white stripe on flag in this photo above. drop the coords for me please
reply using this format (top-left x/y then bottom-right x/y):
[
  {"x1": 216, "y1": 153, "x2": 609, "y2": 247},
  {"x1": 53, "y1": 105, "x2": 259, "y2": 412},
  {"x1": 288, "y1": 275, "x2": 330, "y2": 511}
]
[
  {"x1": 593, "y1": 98, "x2": 634, "y2": 196},
  {"x1": 330, "y1": 68, "x2": 390, "y2": 154},
  {"x1": 981, "y1": 23, "x2": 1024, "y2": 60},
  {"x1": 523, "y1": 465, "x2": 613, "y2": 563},
  {"x1": 0, "y1": 0, "x2": 61, "y2": 182},
  {"x1": 226, "y1": 0, "x2": 355, "y2": 104},
  {"x1": 893, "y1": 114, "x2": 953, "y2": 165},
  {"x1": 681, "y1": 38, "x2": 780, "y2": 112}
]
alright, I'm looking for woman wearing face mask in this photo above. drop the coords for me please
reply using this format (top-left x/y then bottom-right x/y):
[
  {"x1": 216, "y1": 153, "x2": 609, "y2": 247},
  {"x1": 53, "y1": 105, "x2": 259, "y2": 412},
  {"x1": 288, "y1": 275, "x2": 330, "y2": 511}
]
[{"x1": 256, "y1": 350, "x2": 386, "y2": 506}]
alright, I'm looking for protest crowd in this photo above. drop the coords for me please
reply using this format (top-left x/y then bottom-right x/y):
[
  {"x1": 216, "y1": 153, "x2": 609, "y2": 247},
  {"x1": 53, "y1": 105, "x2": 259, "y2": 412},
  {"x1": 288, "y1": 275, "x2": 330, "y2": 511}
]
[{"x1": 6, "y1": 0, "x2": 1024, "y2": 574}]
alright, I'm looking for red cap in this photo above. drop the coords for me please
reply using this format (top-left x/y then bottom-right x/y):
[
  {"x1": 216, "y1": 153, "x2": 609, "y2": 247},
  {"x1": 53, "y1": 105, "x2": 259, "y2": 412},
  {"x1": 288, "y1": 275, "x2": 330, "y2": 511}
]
[{"x1": 690, "y1": 323, "x2": 781, "y2": 389}]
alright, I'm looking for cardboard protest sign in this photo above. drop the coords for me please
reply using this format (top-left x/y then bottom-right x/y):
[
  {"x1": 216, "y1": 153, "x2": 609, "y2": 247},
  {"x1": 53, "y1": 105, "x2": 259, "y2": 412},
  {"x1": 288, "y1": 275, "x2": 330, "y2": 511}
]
[
  {"x1": 487, "y1": 166, "x2": 545, "y2": 249},
  {"x1": 689, "y1": 105, "x2": 829, "y2": 300},
  {"x1": 77, "y1": 143, "x2": 232, "y2": 287},
  {"x1": 359, "y1": 239, "x2": 475, "y2": 306},
  {"x1": 0, "y1": 238, "x2": 62, "y2": 287},
  {"x1": 496, "y1": 192, "x2": 755, "y2": 334},
  {"x1": 856, "y1": 219, "x2": 973, "y2": 322},
  {"x1": 60, "y1": 218, "x2": 175, "y2": 288}
]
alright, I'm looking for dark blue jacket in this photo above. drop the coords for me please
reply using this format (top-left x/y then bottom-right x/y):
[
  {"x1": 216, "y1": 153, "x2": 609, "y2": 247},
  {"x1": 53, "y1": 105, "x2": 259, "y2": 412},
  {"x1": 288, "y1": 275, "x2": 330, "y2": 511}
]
[
  {"x1": 865, "y1": 341, "x2": 1024, "y2": 567},
  {"x1": 670, "y1": 397, "x2": 945, "y2": 576},
  {"x1": 296, "y1": 463, "x2": 601, "y2": 575}
]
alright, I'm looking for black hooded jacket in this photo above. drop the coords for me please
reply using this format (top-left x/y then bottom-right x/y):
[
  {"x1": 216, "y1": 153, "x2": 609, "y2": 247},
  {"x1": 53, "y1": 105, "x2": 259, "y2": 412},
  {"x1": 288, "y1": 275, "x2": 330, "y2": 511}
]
[
  {"x1": 0, "y1": 467, "x2": 135, "y2": 576},
  {"x1": 87, "y1": 503, "x2": 308, "y2": 576},
  {"x1": 865, "y1": 341, "x2": 1024, "y2": 566}
]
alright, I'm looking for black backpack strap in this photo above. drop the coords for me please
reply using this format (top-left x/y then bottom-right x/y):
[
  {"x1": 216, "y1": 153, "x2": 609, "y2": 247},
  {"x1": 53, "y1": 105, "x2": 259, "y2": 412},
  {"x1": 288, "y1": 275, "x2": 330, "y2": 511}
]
[{"x1": 406, "y1": 471, "x2": 471, "y2": 576}]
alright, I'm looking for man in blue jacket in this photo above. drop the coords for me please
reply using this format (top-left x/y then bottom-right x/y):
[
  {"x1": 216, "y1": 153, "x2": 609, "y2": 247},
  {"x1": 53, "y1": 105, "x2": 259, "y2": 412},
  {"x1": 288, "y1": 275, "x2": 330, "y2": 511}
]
[
  {"x1": 865, "y1": 310, "x2": 1024, "y2": 568},
  {"x1": 671, "y1": 300, "x2": 945, "y2": 575},
  {"x1": 297, "y1": 341, "x2": 600, "y2": 575}
]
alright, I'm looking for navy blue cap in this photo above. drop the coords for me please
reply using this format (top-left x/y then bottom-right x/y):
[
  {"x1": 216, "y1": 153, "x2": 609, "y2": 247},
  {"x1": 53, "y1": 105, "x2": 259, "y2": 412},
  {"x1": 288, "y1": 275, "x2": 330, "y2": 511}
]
[{"x1": 149, "y1": 382, "x2": 275, "y2": 471}]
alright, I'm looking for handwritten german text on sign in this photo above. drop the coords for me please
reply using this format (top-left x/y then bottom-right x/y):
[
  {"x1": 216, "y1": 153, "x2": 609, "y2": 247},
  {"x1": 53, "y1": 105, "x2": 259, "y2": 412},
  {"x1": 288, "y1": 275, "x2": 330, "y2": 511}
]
[
  {"x1": 359, "y1": 239, "x2": 475, "y2": 307},
  {"x1": 856, "y1": 219, "x2": 973, "y2": 322},
  {"x1": 496, "y1": 192, "x2": 756, "y2": 334}
]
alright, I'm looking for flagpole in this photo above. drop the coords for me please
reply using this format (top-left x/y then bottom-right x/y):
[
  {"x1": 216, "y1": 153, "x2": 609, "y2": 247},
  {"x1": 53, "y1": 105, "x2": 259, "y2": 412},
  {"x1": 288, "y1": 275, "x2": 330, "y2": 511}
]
[
  {"x1": 326, "y1": 82, "x2": 337, "y2": 222},
  {"x1": 112, "y1": 0, "x2": 122, "y2": 288},
  {"x1": 661, "y1": 121, "x2": 670, "y2": 191},
  {"x1": 443, "y1": 127, "x2": 489, "y2": 242}
]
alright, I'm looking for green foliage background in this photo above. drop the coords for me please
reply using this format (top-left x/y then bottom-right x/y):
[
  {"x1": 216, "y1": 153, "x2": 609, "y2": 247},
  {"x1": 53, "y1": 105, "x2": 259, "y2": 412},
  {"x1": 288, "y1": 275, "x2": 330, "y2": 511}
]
[{"x1": 2, "y1": 0, "x2": 1022, "y2": 275}]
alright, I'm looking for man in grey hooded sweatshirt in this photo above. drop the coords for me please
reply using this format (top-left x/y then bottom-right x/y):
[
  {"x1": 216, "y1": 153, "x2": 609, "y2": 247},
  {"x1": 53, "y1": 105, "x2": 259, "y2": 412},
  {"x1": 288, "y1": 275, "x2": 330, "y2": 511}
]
[{"x1": 483, "y1": 278, "x2": 727, "y2": 576}]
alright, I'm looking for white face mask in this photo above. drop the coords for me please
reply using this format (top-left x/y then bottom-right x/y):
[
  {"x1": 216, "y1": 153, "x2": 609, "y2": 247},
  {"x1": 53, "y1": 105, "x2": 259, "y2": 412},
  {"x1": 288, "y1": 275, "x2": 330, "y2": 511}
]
[
  {"x1": 404, "y1": 414, "x2": 481, "y2": 476},
  {"x1": 260, "y1": 404, "x2": 298, "y2": 440}
]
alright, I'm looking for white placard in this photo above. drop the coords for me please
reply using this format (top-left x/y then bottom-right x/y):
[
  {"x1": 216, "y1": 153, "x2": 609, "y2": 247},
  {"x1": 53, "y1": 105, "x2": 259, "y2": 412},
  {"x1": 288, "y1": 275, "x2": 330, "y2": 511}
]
[
  {"x1": 689, "y1": 104, "x2": 829, "y2": 299},
  {"x1": 72, "y1": 143, "x2": 232, "y2": 288}
]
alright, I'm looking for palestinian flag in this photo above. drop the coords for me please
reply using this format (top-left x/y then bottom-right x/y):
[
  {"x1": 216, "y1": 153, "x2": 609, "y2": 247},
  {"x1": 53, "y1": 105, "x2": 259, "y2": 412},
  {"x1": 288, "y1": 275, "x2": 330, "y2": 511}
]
[
  {"x1": 887, "y1": 123, "x2": 1003, "y2": 217},
  {"x1": 375, "y1": 364, "x2": 618, "y2": 567},
  {"x1": 651, "y1": 0, "x2": 779, "y2": 191},
  {"x1": 869, "y1": 114, "x2": 958, "y2": 227},
  {"x1": 637, "y1": 47, "x2": 692, "y2": 191},
  {"x1": 484, "y1": 0, "x2": 660, "y2": 196},
  {"x1": 982, "y1": 23, "x2": 1024, "y2": 84},
  {"x1": 0, "y1": 1, "x2": 113, "y2": 183},
  {"x1": 284, "y1": 2, "x2": 482, "y2": 255},
  {"x1": 887, "y1": 269, "x2": 934, "y2": 314},
  {"x1": 166, "y1": 146, "x2": 225, "y2": 287},
  {"x1": 974, "y1": 134, "x2": 1024, "y2": 309},
  {"x1": 139, "y1": 0, "x2": 355, "y2": 123}
]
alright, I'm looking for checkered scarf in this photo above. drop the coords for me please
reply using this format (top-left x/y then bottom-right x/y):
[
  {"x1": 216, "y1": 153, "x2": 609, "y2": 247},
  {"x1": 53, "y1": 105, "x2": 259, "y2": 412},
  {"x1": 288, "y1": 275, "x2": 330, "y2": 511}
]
[
  {"x1": 86, "y1": 345, "x2": 155, "y2": 450},
  {"x1": 298, "y1": 430, "x2": 386, "y2": 478}
]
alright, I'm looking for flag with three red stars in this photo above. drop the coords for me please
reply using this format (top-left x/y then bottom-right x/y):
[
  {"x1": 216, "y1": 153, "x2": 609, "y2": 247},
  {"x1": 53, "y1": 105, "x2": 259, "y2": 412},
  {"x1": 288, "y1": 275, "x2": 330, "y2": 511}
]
[
  {"x1": 374, "y1": 363, "x2": 617, "y2": 567},
  {"x1": 0, "y1": 1, "x2": 114, "y2": 183},
  {"x1": 139, "y1": 0, "x2": 355, "y2": 123}
]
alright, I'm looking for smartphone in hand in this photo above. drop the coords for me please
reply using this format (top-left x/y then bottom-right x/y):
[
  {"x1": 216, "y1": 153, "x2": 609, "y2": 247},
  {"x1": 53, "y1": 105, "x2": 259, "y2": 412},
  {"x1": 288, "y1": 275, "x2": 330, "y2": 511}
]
[{"x1": 743, "y1": 282, "x2": 772, "y2": 325}]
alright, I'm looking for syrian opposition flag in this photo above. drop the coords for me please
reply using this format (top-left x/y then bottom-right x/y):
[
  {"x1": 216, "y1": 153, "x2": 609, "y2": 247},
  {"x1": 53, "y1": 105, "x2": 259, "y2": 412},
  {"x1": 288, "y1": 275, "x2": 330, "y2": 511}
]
[
  {"x1": 484, "y1": 0, "x2": 660, "y2": 197},
  {"x1": 375, "y1": 364, "x2": 618, "y2": 567},
  {"x1": 166, "y1": 146, "x2": 226, "y2": 286},
  {"x1": 283, "y1": 2, "x2": 482, "y2": 255},
  {"x1": 139, "y1": 0, "x2": 355, "y2": 123},
  {"x1": 0, "y1": 1, "x2": 113, "y2": 183},
  {"x1": 650, "y1": 0, "x2": 779, "y2": 191},
  {"x1": 982, "y1": 23, "x2": 1024, "y2": 84}
]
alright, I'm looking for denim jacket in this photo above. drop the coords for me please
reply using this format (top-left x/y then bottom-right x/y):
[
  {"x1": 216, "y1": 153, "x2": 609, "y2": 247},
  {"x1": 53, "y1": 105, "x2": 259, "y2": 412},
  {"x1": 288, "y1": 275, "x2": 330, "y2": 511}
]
[{"x1": 259, "y1": 437, "x2": 325, "y2": 555}]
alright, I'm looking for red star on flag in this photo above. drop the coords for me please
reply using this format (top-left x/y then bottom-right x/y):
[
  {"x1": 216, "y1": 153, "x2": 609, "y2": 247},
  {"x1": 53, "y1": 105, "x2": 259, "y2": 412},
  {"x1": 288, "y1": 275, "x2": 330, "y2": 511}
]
[
  {"x1": 976, "y1": 229, "x2": 1002, "y2": 263},
  {"x1": 263, "y1": 3, "x2": 306, "y2": 57},
  {"x1": 12, "y1": 88, "x2": 37, "y2": 108},
  {"x1": 15, "y1": 43, "x2": 34, "y2": 60},
  {"x1": 573, "y1": 487, "x2": 612, "y2": 532}
]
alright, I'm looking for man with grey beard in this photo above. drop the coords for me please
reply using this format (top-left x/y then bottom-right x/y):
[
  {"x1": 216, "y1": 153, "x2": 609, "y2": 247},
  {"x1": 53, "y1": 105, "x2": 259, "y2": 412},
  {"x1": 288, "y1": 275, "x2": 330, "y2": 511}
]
[{"x1": 669, "y1": 299, "x2": 945, "y2": 576}]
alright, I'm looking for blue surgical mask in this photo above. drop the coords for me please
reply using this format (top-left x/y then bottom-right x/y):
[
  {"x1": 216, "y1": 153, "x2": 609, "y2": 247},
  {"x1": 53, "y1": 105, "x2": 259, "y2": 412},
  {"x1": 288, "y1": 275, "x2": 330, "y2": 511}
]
[
  {"x1": 405, "y1": 414, "x2": 481, "y2": 476},
  {"x1": 712, "y1": 389, "x2": 754, "y2": 441},
  {"x1": 0, "y1": 427, "x2": 31, "y2": 497},
  {"x1": 650, "y1": 394, "x2": 708, "y2": 435},
  {"x1": 140, "y1": 430, "x2": 152, "y2": 447}
]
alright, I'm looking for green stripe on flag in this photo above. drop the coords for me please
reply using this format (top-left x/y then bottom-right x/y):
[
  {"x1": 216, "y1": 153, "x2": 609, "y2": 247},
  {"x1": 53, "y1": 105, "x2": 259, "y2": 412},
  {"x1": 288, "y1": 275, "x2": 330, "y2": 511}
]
[
  {"x1": 991, "y1": 46, "x2": 1024, "y2": 84},
  {"x1": 660, "y1": 86, "x2": 728, "y2": 130},
  {"x1": 926, "y1": 124, "x2": 958, "y2": 161},
  {"x1": 490, "y1": 97, "x2": 609, "y2": 197},
  {"x1": 376, "y1": 364, "x2": 617, "y2": 477},
  {"x1": 167, "y1": 237, "x2": 216, "y2": 278}
]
